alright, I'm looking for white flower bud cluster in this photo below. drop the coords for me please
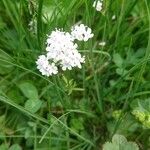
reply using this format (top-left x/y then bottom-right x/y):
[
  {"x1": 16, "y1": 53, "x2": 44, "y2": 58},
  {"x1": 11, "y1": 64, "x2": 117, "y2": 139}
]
[
  {"x1": 93, "y1": 0, "x2": 103, "y2": 12},
  {"x1": 28, "y1": 19, "x2": 37, "y2": 34},
  {"x1": 36, "y1": 24, "x2": 93, "y2": 76}
]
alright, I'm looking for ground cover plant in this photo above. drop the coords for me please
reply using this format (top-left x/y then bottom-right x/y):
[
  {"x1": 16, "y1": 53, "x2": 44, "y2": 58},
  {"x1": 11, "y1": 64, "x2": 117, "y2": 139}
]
[{"x1": 0, "y1": 0, "x2": 150, "y2": 149}]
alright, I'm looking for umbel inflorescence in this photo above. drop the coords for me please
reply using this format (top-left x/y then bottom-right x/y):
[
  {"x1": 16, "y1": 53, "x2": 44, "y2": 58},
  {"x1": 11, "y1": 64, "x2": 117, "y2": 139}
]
[{"x1": 36, "y1": 24, "x2": 94, "y2": 76}]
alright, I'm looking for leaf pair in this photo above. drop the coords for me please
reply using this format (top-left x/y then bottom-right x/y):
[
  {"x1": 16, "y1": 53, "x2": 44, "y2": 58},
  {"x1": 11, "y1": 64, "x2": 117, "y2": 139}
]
[{"x1": 19, "y1": 82, "x2": 42, "y2": 113}]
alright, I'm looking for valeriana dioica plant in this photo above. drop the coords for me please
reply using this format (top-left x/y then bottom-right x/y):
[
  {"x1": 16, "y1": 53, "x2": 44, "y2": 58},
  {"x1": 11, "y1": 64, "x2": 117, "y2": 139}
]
[{"x1": 36, "y1": 24, "x2": 93, "y2": 76}]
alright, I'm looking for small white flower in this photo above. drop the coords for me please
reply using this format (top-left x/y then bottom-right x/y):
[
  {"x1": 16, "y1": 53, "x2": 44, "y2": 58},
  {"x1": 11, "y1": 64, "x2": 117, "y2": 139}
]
[
  {"x1": 71, "y1": 24, "x2": 94, "y2": 41},
  {"x1": 36, "y1": 55, "x2": 58, "y2": 76},
  {"x1": 60, "y1": 49, "x2": 85, "y2": 70},
  {"x1": 112, "y1": 15, "x2": 116, "y2": 20},
  {"x1": 99, "y1": 41, "x2": 106, "y2": 46},
  {"x1": 93, "y1": 0, "x2": 103, "y2": 12}
]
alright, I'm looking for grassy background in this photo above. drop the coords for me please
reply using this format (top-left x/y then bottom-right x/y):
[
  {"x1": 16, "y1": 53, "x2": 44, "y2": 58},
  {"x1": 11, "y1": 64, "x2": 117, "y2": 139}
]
[{"x1": 0, "y1": 0, "x2": 150, "y2": 149}]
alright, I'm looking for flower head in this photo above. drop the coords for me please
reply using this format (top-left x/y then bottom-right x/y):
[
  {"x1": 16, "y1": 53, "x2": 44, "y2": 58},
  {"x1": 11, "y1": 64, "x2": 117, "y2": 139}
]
[
  {"x1": 93, "y1": 0, "x2": 103, "y2": 12},
  {"x1": 71, "y1": 24, "x2": 94, "y2": 41},
  {"x1": 36, "y1": 55, "x2": 58, "y2": 76},
  {"x1": 46, "y1": 29, "x2": 85, "y2": 70},
  {"x1": 36, "y1": 27, "x2": 88, "y2": 76}
]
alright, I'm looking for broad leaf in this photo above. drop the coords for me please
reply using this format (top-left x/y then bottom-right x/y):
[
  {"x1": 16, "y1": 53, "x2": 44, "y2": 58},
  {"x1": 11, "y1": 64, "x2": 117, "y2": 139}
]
[
  {"x1": 0, "y1": 144, "x2": 8, "y2": 150},
  {"x1": 113, "y1": 53, "x2": 123, "y2": 68},
  {"x1": 19, "y1": 82, "x2": 38, "y2": 99},
  {"x1": 9, "y1": 144, "x2": 22, "y2": 150},
  {"x1": 24, "y1": 99, "x2": 42, "y2": 113},
  {"x1": 103, "y1": 134, "x2": 139, "y2": 150}
]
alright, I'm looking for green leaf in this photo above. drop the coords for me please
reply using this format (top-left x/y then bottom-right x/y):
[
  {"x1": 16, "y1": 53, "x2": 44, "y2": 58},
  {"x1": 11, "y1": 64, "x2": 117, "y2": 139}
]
[
  {"x1": 0, "y1": 49, "x2": 14, "y2": 75},
  {"x1": 131, "y1": 98, "x2": 150, "y2": 113},
  {"x1": 103, "y1": 142, "x2": 118, "y2": 150},
  {"x1": 7, "y1": 89, "x2": 24, "y2": 104},
  {"x1": 0, "y1": 115, "x2": 5, "y2": 124},
  {"x1": 19, "y1": 82, "x2": 38, "y2": 99},
  {"x1": 107, "y1": 114, "x2": 139, "y2": 135},
  {"x1": 116, "y1": 68, "x2": 128, "y2": 76},
  {"x1": 70, "y1": 118, "x2": 84, "y2": 132},
  {"x1": 138, "y1": 98, "x2": 150, "y2": 112},
  {"x1": 103, "y1": 134, "x2": 139, "y2": 150},
  {"x1": 0, "y1": 17, "x2": 6, "y2": 29},
  {"x1": 25, "y1": 127, "x2": 33, "y2": 139},
  {"x1": 125, "y1": 142, "x2": 140, "y2": 150},
  {"x1": 42, "y1": 1, "x2": 58, "y2": 23},
  {"x1": 113, "y1": 53, "x2": 123, "y2": 68},
  {"x1": 24, "y1": 99, "x2": 42, "y2": 113},
  {"x1": 0, "y1": 144, "x2": 8, "y2": 150},
  {"x1": 9, "y1": 144, "x2": 22, "y2": 150},
  {"x1": 112, "y1": 134, "x2": 127, "y2": 144}
]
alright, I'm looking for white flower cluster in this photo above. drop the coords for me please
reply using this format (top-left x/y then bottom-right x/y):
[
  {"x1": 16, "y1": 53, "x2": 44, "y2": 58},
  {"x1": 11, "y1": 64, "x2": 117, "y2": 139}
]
[
  {"x1": 93, "y1": 0, "x2": 103, "y2": 12},
  {"x1": 71, "y1": 24, "x2": 94, "y2": 41},
  {"x1": 36, "y1": 55, "x2": 58, "y2": 76},
  {"x1": 36, "y1": 24, "x2": 93, "y2": 76}
]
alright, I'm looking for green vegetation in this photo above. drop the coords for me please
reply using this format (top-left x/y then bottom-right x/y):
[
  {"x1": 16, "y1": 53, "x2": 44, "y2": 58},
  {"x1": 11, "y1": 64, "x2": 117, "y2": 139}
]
[{"x1": 0, "y1": 0, "x2": 150, "y2": 149}]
